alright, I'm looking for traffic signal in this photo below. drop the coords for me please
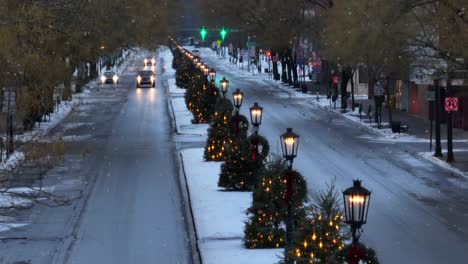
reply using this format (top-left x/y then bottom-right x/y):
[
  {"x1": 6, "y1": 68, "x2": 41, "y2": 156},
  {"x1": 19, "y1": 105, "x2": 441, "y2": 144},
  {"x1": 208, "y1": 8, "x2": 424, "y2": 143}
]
[
  {"x1": 220, "y1": 28, "x2": 227, "y2": 41},
  {"x1": 266, "y1": 51, "x2": 271, "y2": 57},
  {"x1": 200, "y1": 27, "x2": 207, "y2": 41}
]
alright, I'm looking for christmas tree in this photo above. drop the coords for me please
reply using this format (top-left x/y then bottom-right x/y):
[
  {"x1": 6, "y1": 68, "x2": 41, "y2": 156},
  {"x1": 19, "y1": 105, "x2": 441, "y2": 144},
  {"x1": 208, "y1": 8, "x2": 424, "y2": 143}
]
[
  {"x1": 203, "y1": 98, "x2": 233, "y2": 161},
  {"x1": 288, "y1": 180, "x2": 347, "y2": 263},
  {"x1": 218, "y1": 133, "x2": 269, "y2": 191},
  {"x1": 185, "y1": 71, "x2": 210, "y2": 123},
  {"x1": 175, "y1": 50, "x2": 193, "y2": 88},
  {"x1": 243, "y1": 159, "x2": 308, "y2": 249}
]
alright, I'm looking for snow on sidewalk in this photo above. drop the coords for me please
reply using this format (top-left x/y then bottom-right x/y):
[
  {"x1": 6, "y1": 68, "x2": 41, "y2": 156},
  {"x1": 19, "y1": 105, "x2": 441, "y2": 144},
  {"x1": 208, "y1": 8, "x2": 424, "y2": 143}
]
[
  {"x1": 168, "y1": 78, "x2": 186, "y2": 95},
  {"x1": 180, "y1": 148, "x2": 282, "y2": 264},
  {"x1": 159, "y1": 46, "x2": 176, "y2": 76},
  {"x1": 170, "y1": 98, "x2": 208, "y2": 136}
]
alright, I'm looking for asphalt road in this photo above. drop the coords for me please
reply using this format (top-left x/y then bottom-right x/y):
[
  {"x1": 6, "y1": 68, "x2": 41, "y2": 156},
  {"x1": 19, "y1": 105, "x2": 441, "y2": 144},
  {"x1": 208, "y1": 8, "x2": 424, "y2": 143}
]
[
  {"x1": 200, "y1": 49, "x2": 468, "y2": 263},
  {"x1": 0, "y1": 52, "x2": 191, "y2": 264}
]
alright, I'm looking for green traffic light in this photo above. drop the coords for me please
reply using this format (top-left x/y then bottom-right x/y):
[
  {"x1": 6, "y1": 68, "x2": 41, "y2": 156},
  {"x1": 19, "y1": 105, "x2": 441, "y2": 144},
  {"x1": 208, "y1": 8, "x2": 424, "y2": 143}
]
[
  {"x1": 200, "y1": 27, "x2": 207, "y2": 41},
  {"x1": 220, "y1": 28, "x2": 227, "y2": 41}
]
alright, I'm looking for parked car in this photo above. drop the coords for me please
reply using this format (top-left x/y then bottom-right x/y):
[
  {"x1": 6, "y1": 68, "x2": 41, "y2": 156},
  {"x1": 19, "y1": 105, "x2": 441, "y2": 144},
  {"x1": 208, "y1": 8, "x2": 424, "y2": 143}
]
[
  {"x1": 136, "y1": 70, "x2": 155, "y2": 88},
  {"x1": 100, "y1": 71, "x2": 118, "y2": 84}
]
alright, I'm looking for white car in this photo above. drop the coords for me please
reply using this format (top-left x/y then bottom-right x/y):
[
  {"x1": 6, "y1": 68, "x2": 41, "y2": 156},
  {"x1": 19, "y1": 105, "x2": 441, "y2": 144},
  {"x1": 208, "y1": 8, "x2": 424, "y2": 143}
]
[{"x1": 101, "y1": 71, "x2": 119, "y2": 84}]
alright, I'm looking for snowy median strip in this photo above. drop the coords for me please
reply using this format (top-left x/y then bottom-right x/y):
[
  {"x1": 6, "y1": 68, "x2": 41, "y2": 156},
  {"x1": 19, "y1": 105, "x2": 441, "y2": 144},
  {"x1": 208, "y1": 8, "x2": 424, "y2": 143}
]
[
  {"x1": 168, "y1": 78, "x2": 186, "y2": 95},
  {"x1": 180, "y1": 148, "x2": 282, "y2": 264},
  {"x1": 170, "y1": 98, "x2": 208, "y2": 136}
]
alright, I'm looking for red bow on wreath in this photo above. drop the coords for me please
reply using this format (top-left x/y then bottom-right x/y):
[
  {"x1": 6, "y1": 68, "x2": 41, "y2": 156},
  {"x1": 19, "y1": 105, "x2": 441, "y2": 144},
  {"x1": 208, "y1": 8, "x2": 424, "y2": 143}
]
[
  {"x1": 284, "y1": 170, "x2": 294, "y2": 203},
  {"x1": 346, "y1": 245, "x2": 365, "y2": 264}
]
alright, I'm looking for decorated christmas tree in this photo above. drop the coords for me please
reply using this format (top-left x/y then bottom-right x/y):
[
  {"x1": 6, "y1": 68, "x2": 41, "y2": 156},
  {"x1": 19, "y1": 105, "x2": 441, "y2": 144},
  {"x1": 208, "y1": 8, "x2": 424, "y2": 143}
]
[
  {"x1": 285, "y1": 180, "x2": 344, "y2": 263},
  {"x1": 203, "y1": 98, "x2": 233, "y2": 161},
  {"x1": 185, "y1": 71, "x2": 210, "y2": 123},
  {"x1": 175, "y1": 52, "x2": 193, "y2": 88},
  {"x1": 218, "y1": 133, "x2": 269, "y2": 191},
  {"x1": 243, "y1": 159, "x2": 308, "y2": 249}
]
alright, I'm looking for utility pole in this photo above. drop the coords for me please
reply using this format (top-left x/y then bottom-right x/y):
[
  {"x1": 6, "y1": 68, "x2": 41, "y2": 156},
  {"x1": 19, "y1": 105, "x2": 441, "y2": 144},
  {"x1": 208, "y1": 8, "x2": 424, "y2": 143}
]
[
  {"x1": 434, "y1": 79, "x2": 443, "y2": 157},
  {"x1": 446, "y1": 76, "x2": 454, "y2": 162}
]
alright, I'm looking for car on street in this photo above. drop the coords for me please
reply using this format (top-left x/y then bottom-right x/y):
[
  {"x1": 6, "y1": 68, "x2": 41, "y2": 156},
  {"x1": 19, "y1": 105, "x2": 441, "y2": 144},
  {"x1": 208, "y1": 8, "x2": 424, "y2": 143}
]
[
  {"x1": 100, "y1": 71, "x2": 119, "y2": 85},
  {"x1": 136, "y1": 70, "x2": 155, "y2": 88},
  {"x1": 144, "y1": 57, "x2": 156, "y2": 67}
]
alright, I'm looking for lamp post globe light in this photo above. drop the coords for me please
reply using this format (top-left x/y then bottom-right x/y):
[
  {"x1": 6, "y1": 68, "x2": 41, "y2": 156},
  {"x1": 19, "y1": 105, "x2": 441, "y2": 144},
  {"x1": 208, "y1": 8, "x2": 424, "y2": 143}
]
[
  {"x1": 232, "y1": 89, "x2": 244, "y2": 110},
  {"x1": 249, "y1": 102, "x2": 263, "y2": 135},
  {"x1": 193, "y1": 56, "x2": 199, "y2": 64},
  {"x1": 280, "y1": 128, "x2": 299, "y2": 169},
  {"x1": 209, "y1": 68, "x2": 217, "y2": 83},
  {"x1": 220, "y1": 77, "x2": 229, "y2": 98},
  {"x1": 342, "y1": 180, "x2": 371, "y2": 245},
  {"x1": 203, "y1": 66, "x2": 209, "y2": 76},
  {"x1": 196, "y1": 61, "x2": 203, "y2": 69}
]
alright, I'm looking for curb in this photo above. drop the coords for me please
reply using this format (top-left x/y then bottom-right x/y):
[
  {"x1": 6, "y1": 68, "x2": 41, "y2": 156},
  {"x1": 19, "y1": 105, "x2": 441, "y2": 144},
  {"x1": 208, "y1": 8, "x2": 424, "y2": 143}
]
[
  {"x1": 177, "y1": 152, "x2": 203, "y2": 264},
  {"x1": 418, "y1": 152, "x2": 468, "y2": 180}
]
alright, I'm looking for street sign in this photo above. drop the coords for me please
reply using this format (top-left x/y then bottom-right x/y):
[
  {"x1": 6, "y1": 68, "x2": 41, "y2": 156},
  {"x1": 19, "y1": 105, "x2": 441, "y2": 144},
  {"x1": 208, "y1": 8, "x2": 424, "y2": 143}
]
[
  {"x1": 445, "y1": 97, "x2": 458, "y2": 111},
  {"x1": 217, "y1": 39, "x2": 222, "y2": 45},
  {"x1": 374, "y1": 85, "x2": 385, "y2": 96},
  {"x1": 333, "y1": 76, "x2": 339, "y2": 84},
  {"x1": 246, "y1": 41, "x2": 256, "y2": 47},
  {"x1": 426, "y1": 91, "x2": 435, "y2": 101}
]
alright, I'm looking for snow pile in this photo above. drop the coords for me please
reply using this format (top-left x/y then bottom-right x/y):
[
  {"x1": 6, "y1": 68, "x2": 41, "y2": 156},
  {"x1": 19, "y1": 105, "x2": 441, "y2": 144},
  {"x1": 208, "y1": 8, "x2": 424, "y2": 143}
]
[
  {"x1": 419, "y1": 152, "x2": 468, "y2": 179},
  {"x1": 181, "y1": 148, "x2": 282, "y2": 264},
  {"x1": 170, "y1": 98, "x2": 208, "y2": 136},
  {"x1": 168, "y1": 78, "x2": 186, "y2": 95}
]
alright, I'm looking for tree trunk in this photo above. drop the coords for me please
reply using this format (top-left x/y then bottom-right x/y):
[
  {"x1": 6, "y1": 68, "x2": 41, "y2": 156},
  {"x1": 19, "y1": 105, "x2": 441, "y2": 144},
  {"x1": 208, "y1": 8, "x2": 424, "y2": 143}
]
[
  {"x1": 351, "y1": 68, "x2": 355, "y2": 111},
  {"x1": 340, "y1": 69, "x2": 351, "y2": 110},
  {"x1": 292, "y1": 51, "x2": 299, "y2": 88},
  {"x1": 286, "y1": 49, "x2": 293, "y2": 85},
  {"x1": 385, "y1": 76, "x2": 393, "y2": 125},
  {"x1": 281, "y1": 50, "x2": 288, "y2": 83}
]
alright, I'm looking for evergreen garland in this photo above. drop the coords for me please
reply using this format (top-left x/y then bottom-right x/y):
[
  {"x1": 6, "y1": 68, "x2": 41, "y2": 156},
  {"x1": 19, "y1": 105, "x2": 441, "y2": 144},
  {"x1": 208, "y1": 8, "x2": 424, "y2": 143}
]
[
  {"x1": 329, "y1": 243, "x2": 380, "y2": 264},
  {"x1": 243, "y1": 159, "x2": 308, "y2": 249}
]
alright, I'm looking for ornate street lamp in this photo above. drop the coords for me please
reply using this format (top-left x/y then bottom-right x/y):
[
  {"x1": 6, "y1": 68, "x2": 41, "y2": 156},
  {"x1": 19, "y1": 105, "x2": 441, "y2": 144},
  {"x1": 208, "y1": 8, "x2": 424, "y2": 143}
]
[
  {"x1": 280, "y1": 127, "x2": 300, "y2": 263},
  {"x1": 193, "y1": 56, "x2": 199, "y2": 64},
  {"x1": 232, "y1": 89, "x2": 244, "y2": 110},
  {"x1": 342, "y1": 180, "x2": 371, "y2": 245},
  {"x1": 249, "y1": 102, "x2": 263, "y2": 135},
  {"x1": 280, "y1": 128, "x2": 299, "y2": 169},
  {"x1": 219, "y1": 77, "x2": 229, "y2": 98},
  {"x1": 209, "y1": 68, "x2": 217, "y2": 82}
]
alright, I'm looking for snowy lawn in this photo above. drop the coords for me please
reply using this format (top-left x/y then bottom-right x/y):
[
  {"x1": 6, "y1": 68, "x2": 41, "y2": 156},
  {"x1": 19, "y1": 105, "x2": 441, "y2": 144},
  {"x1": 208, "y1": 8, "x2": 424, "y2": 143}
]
[{"x1": 181, "y1": 148, "x2": 282, "y2": 264}]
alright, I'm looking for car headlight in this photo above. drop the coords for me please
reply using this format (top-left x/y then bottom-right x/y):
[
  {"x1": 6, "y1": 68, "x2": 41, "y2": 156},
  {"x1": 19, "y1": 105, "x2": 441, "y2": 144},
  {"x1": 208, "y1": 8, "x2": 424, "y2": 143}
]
[
  {"x1": 101, "y1": 76, "x2": 106, "y2": 83},
  {"x1": 150, "y1": 75, "x2": 155, "y2": 82},
  {"x1": 151, "y1": 58, "x2": 156, "y2": 64},
  {"x1": 144, "y1": 58, "x2": 148, "y2": 65},
  {"x1": 137, "y1": 76, "x2": 142, "y2": 83},
  {"x1": 113, "y1": 75, "x2": 118, "y2": 83}
]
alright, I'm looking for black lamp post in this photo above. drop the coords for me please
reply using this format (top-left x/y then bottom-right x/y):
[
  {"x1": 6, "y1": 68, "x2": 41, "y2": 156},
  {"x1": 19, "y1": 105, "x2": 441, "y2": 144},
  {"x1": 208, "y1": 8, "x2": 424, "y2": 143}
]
[
  {"x1": 249, "y1": 102, "x2": 263, "y2": 135},
  {"x1": 220, "y1": 77, "x2": 229, "y2": 98},
  {"x1": 280, "y1": 128, "x2": 299, "y2": 263},
  {"x1": 209, "y1": 68, "x2": 217, "y2": 83},
  {"x1": 342, "y1": 180, "x2": 371, "y2": 245},
  {"x1": 232, "y1": 89, "x2": 244, "y2": 112}
]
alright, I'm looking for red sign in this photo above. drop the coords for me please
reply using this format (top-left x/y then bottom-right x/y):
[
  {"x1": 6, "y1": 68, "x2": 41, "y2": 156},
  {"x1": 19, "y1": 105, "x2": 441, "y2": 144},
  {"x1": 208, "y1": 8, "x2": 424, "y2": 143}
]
[
  {"x1": 445, "y1": 97, "x2": 458, "y2": 111},
  {"x1": 333, "y1": 76, "x2": 339, "y2": 84}
]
